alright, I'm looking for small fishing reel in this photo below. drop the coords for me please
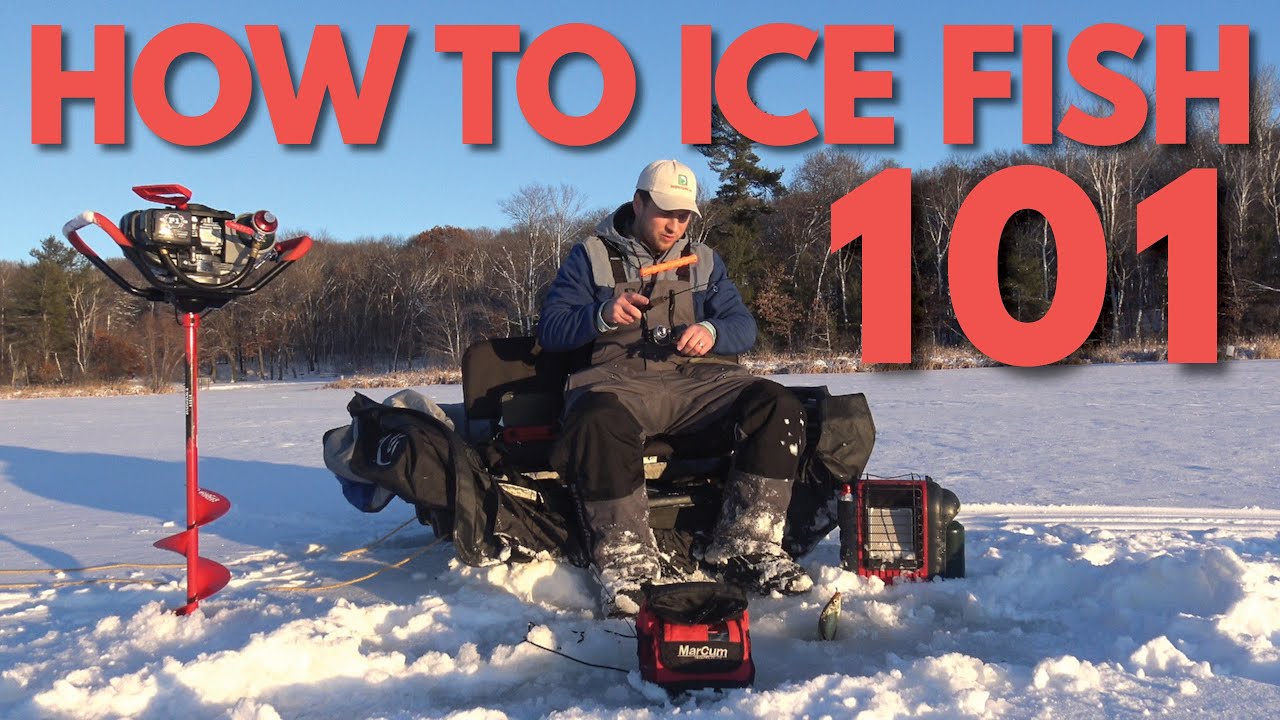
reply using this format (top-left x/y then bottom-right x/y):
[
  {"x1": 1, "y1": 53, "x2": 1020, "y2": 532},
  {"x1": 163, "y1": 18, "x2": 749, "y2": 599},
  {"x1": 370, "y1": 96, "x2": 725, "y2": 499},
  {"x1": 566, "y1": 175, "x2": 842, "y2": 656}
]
[
  {"x1": 644, "y1": 323, "x2": 673, "y2": 346},
  {"x1": 639, "y1": 287, "x2": 684, "y2": 347}
]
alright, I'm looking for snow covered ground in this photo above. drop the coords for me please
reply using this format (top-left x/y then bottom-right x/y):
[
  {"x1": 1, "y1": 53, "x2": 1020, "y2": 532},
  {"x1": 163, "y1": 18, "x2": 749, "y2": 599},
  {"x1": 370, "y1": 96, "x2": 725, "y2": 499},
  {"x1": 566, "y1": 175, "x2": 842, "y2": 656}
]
[{"x1": 1, "y1": 361, "x2": 1278, "y2": 719}]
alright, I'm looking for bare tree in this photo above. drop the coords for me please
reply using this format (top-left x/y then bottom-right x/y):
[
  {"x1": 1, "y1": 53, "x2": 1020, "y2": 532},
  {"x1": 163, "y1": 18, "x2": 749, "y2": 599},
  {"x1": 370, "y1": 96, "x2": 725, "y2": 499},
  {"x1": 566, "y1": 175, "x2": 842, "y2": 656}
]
[
  {"x1": 1071, "y1": 140, "x2": 1154, "y2": 341},
  {"x1": 136, "y1": 307, "x2": 183, "y2": 392},
  {"x1": 1245, "y1": 70, "x2": 1280, "y2": 297},
  {"x1": 778, "y1": 149, "x2": 884, "y2": 349},
  {"x1": 499, "y1": 183, "x2": 589, "y2": 260},
  {"x1": 67, "y1": 269, "x2": 107, "y2": 376},
  {"x1": 494, "y1": 183, "x2": 590, "y2": 334},
  {"x1": 918, "y1": 159, "x2": 976, "y2": 339},
  {"x1": 413, "y1": 226, "x2": 489, "y2": 365},
  {"x1": 688, "y1": 182, "x2": 728, "y2": 247}
]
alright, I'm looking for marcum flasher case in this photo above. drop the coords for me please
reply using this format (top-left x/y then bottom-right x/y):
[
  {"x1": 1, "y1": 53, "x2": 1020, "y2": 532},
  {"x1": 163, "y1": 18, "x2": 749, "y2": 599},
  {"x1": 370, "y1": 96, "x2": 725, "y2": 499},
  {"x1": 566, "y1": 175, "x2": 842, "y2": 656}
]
[{"x1": 636, "y1": 581, "x2": 754, "y2": 691}]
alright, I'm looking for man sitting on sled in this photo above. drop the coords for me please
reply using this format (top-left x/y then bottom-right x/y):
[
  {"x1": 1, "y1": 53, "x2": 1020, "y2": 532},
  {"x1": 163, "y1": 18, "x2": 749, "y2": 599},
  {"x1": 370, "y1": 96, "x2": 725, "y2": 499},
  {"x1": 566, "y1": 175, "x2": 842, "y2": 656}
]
[{"x1": 538, "y1": 159, "x2": 814, "y2": 616}]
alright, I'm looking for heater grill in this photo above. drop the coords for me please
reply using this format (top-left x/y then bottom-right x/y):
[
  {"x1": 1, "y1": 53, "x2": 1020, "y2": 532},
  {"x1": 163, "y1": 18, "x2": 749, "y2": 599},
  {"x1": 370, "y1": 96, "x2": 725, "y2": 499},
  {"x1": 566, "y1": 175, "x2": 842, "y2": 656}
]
[{"x1": 864, "y1": 505, "x2": 921, "y2": 568}]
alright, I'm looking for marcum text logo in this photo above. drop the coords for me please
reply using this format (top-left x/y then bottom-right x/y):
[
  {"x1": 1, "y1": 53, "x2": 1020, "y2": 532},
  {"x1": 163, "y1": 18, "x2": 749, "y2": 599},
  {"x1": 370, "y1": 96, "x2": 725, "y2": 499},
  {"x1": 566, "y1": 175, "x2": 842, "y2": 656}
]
[{"x1": 676, "y1": 645, "x2": 729, "y2": 660}]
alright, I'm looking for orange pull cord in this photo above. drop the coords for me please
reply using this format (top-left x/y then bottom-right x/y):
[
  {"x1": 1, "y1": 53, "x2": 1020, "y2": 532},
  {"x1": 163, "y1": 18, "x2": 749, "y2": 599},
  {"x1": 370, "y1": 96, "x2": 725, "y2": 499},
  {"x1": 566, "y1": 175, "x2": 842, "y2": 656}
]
[{"x1": 639, "y1": 254, "x2": 698, "y2": 277}]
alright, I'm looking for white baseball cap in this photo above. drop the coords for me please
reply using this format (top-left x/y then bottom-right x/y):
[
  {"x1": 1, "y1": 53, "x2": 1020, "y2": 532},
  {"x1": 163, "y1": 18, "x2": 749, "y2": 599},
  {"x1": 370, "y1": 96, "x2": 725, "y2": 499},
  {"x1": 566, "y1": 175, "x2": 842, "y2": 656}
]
[{"x1": 636, "y1": 159, "x2": 700, "y2": 216}]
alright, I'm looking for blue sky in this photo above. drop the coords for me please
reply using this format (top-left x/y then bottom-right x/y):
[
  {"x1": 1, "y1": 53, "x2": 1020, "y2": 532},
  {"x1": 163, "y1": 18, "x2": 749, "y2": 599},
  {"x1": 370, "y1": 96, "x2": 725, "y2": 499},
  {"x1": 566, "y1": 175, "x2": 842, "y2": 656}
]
[{"x1": 0, "y1": 0, "x2": 1269, "y2": 260}]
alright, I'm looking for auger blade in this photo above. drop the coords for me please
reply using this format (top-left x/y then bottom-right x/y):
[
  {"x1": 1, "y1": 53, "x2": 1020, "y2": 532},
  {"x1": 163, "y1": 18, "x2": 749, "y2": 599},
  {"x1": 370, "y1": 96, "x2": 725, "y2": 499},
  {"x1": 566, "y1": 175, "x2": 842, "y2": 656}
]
[
  {"x1": 156, "y1": 530, "x2": 231, "y2": 615},
  {"x1": 153, "y1": 485, "x2": 232, "y2": 614},
  {"x1": 171, "y1": 558, "x2": 232, "y2": 616},
  {"x1": 194, "y1": 488, "x2": 230, "y2": 526},
  {"x1": 192, "y1": 556, "x2": 231, "y2": 601},
  {"x1": 154, "y1": 529, "x2": 193, "y2": 555}
]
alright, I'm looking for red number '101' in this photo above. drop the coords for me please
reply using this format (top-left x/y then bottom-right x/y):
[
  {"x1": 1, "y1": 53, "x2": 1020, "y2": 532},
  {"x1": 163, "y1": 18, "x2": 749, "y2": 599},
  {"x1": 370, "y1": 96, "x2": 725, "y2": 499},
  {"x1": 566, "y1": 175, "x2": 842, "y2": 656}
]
[{"x1": 831, "y1": 166, "x2": 1218, "y2": 366}]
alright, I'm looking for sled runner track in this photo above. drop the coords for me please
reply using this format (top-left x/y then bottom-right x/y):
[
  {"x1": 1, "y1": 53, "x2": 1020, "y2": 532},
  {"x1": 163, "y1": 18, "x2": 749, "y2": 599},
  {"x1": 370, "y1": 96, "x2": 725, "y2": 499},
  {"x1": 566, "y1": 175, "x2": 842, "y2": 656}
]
[{"x1": 965, "y1": 504, "x2": 1280, "y2": 532}]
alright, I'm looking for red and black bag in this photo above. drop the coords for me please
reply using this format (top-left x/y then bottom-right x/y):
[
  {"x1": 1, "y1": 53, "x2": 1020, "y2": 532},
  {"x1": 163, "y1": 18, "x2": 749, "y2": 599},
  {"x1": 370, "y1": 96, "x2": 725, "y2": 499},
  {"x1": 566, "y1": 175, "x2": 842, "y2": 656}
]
[{"x1": 636, "y1": 582, "x2": 754, "y2": 691}]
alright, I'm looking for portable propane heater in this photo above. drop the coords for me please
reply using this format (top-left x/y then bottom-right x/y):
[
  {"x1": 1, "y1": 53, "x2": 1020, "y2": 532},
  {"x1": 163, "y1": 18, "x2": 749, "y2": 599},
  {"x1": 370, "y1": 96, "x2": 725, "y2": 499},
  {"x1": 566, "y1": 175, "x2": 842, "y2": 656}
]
[
  {"x1": 838, "y1": 474, "x2": 965, "y2": 582},
  {"x1": 63, "y1": 184, "x2": 312, "y2": 614}
]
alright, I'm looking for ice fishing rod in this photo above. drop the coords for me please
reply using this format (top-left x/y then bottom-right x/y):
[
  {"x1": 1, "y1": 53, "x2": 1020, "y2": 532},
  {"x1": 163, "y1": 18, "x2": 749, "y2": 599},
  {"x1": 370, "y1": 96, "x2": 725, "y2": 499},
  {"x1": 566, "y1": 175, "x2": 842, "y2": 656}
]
[
  {"x1": 63, "y1": 184, "x2": 312, "y2": 616},
  {"x1": 631, "y1": 255, "x2": 722, "y2": 347}
]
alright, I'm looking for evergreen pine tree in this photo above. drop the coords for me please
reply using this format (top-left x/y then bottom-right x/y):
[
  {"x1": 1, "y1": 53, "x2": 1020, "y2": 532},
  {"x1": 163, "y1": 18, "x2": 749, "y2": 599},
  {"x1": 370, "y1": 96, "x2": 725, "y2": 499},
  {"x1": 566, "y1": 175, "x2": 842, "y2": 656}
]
[
  {"x1": 11, "y1": 236, "x2": 82, "y2": 382},
  {"x1": 698, "y1": 105, "x2": 785, "y2": 211},
  {"x1": 693, "y1": 105, "x2": 786, "y2": 304}
]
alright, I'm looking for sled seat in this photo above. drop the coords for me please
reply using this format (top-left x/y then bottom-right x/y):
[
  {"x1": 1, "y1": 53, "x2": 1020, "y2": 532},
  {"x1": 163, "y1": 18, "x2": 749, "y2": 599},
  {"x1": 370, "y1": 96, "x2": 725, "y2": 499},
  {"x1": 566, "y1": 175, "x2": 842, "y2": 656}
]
[
  {"x1": 456, "y1": 337, "x2": 866, "y2": 545},
  {"x1": 460, "y1": 337, "x2": 733, "y2": 484}
]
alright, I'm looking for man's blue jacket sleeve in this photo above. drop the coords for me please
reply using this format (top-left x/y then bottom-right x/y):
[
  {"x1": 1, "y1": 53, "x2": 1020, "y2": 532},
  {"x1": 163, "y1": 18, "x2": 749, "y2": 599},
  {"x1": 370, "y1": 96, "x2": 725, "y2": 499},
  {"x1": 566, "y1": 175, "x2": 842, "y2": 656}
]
[
  {"x1": 538, "y1": 244, "x2": 601, "y2": 352},
  {"x1": 698, "y1": 247, "x2": 756, "y2": 355}
]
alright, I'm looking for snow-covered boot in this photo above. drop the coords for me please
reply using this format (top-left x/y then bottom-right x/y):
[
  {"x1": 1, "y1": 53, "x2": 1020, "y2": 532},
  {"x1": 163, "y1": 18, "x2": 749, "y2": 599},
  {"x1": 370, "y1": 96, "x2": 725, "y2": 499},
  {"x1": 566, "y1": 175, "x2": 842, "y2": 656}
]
[
  {"x1": 704, "y1": 469, "x2": 813, "y2": 596},
  {"x1": 581, "y1": 485, "x2": 662, "y2": 617}
]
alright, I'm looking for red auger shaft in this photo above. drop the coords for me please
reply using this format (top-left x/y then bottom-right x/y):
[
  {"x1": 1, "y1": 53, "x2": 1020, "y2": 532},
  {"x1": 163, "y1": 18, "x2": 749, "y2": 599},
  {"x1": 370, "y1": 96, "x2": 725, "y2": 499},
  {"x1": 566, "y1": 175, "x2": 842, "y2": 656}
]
[
  {"x1": 182, "y1": 312, "x2": 201, "y2": 613},
  {"x1": 154, "y1": 312, "x2": 230, "y2": 615}
]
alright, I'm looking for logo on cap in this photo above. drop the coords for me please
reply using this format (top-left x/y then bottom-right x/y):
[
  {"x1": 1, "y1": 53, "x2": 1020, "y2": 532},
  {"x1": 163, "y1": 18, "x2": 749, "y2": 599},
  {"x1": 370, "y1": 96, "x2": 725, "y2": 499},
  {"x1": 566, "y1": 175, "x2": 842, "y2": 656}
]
[{"x1": 678, "y1": 174, "x2": 688, "y2": 186}]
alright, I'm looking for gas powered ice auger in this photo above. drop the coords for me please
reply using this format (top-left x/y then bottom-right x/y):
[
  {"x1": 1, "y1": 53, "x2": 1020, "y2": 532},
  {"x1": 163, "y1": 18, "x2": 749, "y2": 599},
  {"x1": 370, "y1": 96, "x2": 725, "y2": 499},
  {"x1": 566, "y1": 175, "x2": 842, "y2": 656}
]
[{"x1": 63, "y1": 184, "x2": 312, "y2": 615}]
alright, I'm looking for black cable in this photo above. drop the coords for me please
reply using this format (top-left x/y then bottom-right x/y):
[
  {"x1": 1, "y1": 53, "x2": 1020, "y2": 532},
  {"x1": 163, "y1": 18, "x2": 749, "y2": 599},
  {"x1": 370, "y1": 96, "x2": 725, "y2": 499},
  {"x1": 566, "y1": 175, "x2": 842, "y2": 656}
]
[
  {"x1": 604, "y1": 618, "x2": 638, "y2": 639},
  {"x1": 640, "y1": 281, "x2": 714, "y2": 312},
  {"x1": 522, "y1": 624, "x2": 630, "y2": 674},
  {"x1": 521, "y1": 638, "x2": 630, "y2": 674}
]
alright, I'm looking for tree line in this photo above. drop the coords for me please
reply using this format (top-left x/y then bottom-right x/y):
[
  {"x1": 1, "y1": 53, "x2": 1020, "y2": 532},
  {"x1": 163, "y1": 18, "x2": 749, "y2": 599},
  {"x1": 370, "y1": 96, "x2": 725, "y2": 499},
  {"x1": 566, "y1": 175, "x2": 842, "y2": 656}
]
[{"x1": 3, "y1": 85, "x2": 1280, "y2": 387}]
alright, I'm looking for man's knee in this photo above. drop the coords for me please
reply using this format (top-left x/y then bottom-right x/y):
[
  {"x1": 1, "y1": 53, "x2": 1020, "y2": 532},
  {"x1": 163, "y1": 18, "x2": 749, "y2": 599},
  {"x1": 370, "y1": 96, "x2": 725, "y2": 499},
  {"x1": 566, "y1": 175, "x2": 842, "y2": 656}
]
[
  {"x1": 561, "y1": 391, "x2": 641, "y2": 439},
  {"x1": 553, "y1": 392, "x2": 644, "y2": 501},
  {"x1": 731, "y1": 380, "x2": 806, "y2": 479},
  {"x1": 734, "y1": 380, "x2": 804, "y2": 431}
]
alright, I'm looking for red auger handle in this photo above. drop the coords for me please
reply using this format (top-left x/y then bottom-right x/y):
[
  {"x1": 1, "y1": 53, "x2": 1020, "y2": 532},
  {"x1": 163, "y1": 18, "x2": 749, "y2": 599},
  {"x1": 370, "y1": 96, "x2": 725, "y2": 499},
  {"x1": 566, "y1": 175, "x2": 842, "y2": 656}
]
[
  {"x1": 62, "y1": 211, "x2": 162, "y2": 301},
  {"x1": 132, "y1": 184, "x2": 193, "y2": 209},
  {"x1": 275, "y1": 235, "x2": 313, "y2": 262},
  {"x1": 62, "y1": 211, "x2": 134, "y2": 254}
]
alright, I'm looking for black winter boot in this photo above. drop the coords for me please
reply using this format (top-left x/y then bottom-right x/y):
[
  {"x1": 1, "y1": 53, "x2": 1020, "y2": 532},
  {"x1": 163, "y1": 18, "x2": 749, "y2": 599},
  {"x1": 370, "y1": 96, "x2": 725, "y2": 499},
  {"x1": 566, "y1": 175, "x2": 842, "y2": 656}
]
[
  {"x1": 704, "y1": 469, "x2": 813, "y2": 596},
  {"x1": 581, "y1": 485, "x2": 662, "y2": 617}
]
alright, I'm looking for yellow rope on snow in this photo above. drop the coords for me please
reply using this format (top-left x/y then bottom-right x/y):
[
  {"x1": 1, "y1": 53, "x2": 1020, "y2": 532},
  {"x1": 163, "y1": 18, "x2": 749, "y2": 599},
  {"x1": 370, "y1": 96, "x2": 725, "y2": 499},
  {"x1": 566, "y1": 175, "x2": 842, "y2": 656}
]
[
  {"x1": 0, "y1": 515, "x2": 436, "y2": 593},
  {"x1": 0, "y1": 562, "x2": 183, "y2": 575},
  {"x1": 0, "y1": 577, "x2": 172, "y2": 590},
  {"x1": 339, "y1": 517, "x2": 418, "y2": 558},
  {"x1": 261, "y1": 535, "x2": 446, "y2": 593}
]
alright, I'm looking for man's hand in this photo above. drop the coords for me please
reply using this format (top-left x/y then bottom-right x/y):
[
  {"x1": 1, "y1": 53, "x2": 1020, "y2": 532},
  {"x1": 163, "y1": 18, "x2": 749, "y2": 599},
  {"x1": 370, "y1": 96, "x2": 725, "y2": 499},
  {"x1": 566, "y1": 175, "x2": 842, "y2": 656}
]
[
  {"x1": 603, "y1": 291, "x2": 650, "y2": 326},
  {"x1": 676, "y1": 323, "x2": 715, "y2": 357}
]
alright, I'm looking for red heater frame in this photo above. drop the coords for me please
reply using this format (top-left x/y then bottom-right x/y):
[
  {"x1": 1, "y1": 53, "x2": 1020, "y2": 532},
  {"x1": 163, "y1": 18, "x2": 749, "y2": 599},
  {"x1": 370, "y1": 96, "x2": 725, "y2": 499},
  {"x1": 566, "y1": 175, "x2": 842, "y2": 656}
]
[{"x1": 841, "y1": 474, "x2": 964, "y2": 583}]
